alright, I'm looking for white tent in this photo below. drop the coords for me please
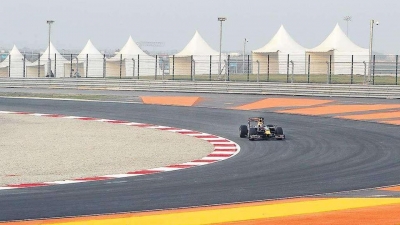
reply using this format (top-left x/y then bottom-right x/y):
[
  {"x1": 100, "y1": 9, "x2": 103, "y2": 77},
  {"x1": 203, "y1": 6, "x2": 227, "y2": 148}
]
[
  {"x1": 106, "y1": 36, "x2": 161, "y2": 77},
  {"x1": 0, "y1": 45, "x2": 25, "y2": 78},
  {"x1": 170, "y1": 31, "x2": 226, "y2": 76},
  {"x1": 26, "y1": 42, "x2": 68, "y2": 77},
  {"x1": 71, "y1": 40, "x2": 104, "y2": 77},
  {"x1": 252, "y1": 25, "x2": 308, "y2": 74},
  {"x1": 307, "y1": 24, "x2": 369, "y2": 75}
]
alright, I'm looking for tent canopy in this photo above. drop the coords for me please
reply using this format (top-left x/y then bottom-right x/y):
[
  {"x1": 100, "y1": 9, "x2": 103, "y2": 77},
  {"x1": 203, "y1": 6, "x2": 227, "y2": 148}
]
[
  {"x1": 0, "y1": 45, "x2": 24, "y2": 64},
  {"x1": 114, "y1": 36, "x2": 147, "y2": 58},
  {"x1": 308, "y1": 24, "x2": 367, "y2": 52},
  {"x1": 175, "y1": 31, "x2": 219, "y2": 56},
  {"x1": 30, "y1": 42, "x2": 67, "y2": 65},
  {"x1": 78, "y1": 39, "x2": 102, "y2": 59},
  {"x1": 253, "y1": 25, "x2": 307, "y2": 53}
]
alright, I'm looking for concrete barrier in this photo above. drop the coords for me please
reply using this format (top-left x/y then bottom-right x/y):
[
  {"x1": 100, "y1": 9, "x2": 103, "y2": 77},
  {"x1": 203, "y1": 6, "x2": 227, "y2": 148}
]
[{"x1": 0, "y1": 78, "x2": 399, "y2": 99}]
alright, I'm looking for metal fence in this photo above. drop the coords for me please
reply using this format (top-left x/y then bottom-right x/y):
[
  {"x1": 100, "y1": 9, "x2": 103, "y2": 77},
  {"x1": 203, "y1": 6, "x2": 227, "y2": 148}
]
[{"x1": 0, "y1": 53, "x2": 398, "y2": 85}]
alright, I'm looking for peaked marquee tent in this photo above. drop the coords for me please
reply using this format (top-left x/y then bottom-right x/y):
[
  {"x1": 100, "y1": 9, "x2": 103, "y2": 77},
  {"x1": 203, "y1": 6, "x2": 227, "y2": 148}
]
[
  {"x1": 106, "y1": 36, "x2": 161, "y2": 77},
  {"x1": 306, "y1": 24, "x2": 369, "y2": 75},
  {"x1": 252, "y1": 25, "x2": 308, "y2": 74},
  {"x1": 66, "y1": 40, "x2": 104, "y2": 77},
  {"x1": 26, "y1": 42, "x2": 68, "y2": 77},
  {"x1": 170, "y1": 31, "x2": 226, "y2": 76},
  {"x1": 0, "y1": 45, "x2": 25, "y2": 77}
]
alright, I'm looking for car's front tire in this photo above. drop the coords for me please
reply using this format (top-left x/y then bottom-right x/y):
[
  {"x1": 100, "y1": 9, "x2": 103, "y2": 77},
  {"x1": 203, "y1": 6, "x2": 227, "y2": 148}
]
[
  {"x1": 275, "y1": 127, "x2": 284, "y2": 140},
  {"x1": 239, "y1": 125, "x2": 248, "y2": 138}
]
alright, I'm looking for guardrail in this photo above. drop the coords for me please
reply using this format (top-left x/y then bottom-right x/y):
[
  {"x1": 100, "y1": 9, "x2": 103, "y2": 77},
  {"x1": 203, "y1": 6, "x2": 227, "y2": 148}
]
[{"x1": 0, "y1": 78, "x2": 399, "y2": 99}]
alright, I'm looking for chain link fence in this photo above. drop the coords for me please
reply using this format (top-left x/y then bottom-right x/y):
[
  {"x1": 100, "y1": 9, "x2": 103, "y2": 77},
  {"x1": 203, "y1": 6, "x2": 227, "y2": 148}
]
[{"x1": 0, "y1": 53, "x2": 398, "y2": 85}]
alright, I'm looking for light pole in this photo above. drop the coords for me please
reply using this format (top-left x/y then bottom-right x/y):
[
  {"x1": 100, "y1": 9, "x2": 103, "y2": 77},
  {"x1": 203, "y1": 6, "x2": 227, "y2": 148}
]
[
  {"x1": 368, "y1": 19, "x2": 379, "y2": 84},
  {"x1": 243, "y1": 38, "x2": 248, "y2": 74},
  {"x1": 218, "y1": 17, "x2": 226, "y2": 75},
  {"x1": 47, "y1": 20, "x2": 54, "y2": 77},
  {"x1": 343, "y1": 16, "x2": 352, "y2": 36}
]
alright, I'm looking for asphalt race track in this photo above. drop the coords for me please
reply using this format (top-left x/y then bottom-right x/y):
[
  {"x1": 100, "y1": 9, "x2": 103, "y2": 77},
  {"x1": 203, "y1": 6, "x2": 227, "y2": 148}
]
[{"x1": 0, "y1": 97, "x2": 400, "y2": 221}]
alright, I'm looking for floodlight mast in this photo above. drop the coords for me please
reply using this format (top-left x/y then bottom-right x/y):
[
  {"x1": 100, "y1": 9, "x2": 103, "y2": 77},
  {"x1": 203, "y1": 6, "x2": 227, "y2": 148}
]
[
  {"x1": 47, "y1": 20, "x2": 54, "y2": 77},
  {"x1": 243, "y1": 38, "x2": 248, "y2": 73},
  {"x1": 343, "y1": 16, "x2": 352, "y2": 36},
  {"x1": 218, "y1": 17, "x2": 226, "y2": 75},
  {"x1": 368, "y1": 19, "x2": 379, "y2": 84}
]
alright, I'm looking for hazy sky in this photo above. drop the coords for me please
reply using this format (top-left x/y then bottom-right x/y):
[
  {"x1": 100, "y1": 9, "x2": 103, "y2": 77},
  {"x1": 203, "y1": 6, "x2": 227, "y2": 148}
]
[{"x1": 1, "y1": 0, "x2": 399, "y2": 54}]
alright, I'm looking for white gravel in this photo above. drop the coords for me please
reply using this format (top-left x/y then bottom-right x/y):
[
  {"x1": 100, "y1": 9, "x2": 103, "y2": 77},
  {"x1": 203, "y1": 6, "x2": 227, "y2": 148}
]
[{"x1": 0, "y1": 114, "x2": 214, "y2": 185}]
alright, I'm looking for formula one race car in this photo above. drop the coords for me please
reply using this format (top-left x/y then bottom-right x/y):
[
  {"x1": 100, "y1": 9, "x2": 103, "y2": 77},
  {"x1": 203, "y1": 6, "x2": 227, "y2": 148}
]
[{"x1": 239, "y1": 117, "x2": 285, "y2": 141}]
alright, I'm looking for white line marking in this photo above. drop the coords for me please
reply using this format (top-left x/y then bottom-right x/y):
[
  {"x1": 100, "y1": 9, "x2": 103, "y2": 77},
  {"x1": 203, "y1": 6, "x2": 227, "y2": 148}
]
[
  {"x1": 95, "y1": 119, "x2": 116, "y2": 122},
  {"x1": 211, "y1": 151, "x2": 236, "y2": 155},
  {"x1": 202, "y1": 156, "x2": 229, "y2": 160},
  {"x1": 0, "y1": 187, "x2": 17, "y2": 190},
  {"x1": 147, "y1": 167, "x2": 182, "y2": 171},
  {"x1": 102, "y1": 174, "x2": 141, "y2": 178},
  {"x1": 44, "y1": 180, "x2": 86, "y2": 185},
  {"x1": 180, "y1": 162, "x2": 210, "y2": 166},
  {"x1": 29, "y1": 113, "x2": 49, "y2": 116},
  {"x1": 214, "y1": 146, "x2": 238, "y2": 150},
  {"x1": 0, "y1": 111, "x2": 14, "y2": 114},
  {"x1": 147, "y1": 126, "x2": 171, "y2": 129},
  {"x1": 62, "y1": 116, "x2": 86, "y2": 119},
  {"x1": 185, "y1": 133, "x2": 212, "y2": 136}
]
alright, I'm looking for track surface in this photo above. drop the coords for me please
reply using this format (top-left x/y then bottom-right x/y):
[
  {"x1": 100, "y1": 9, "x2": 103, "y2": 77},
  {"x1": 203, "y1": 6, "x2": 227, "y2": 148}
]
[{"x1": 0, "y1": 97, "x2": 400, "y2": 221}]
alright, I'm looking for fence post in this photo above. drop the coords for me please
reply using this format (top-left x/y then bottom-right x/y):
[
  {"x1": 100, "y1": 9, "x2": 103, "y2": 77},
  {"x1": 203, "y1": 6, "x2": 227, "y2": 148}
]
[
  {"x1": 396, "y1": 55, "x2": 398, "y2": 85},
  {"x1": 290, "y1": 60, "x2": 294, "y2": 83},
  {"x1": 86, "y1": 54, "x2": 88, "y2": 78},
  {"x1": 75, "y1": 57, "x2": 79, "y2": 78},
  {"x1": 155, "y1": 55, "x2": 158, "y2": 80},
  {"x1": 38, "y1": 53, "x2": 41, "y2": 77},
  {"x1": 326, "y1": 61, "x2": 330, "y2": 84},
  {"x1": 247, "y1": 55, "x2": 250, "y2": 82},
  {"x1": 307, "y1": 54, "x2": 311, "y2": 83},
  {"x1": 23, "y1": 54, "x2": 26, "y2": 78},
  {"x1": 351, "y1": 55, "x2": 354, "y2": 84},
  {"x1": 267, "y1": 54, "x2": 270, "y2": 82},
  {"x1": 171, "y1": 55, "x2": 175, "y2": 80},
  {"x1": 161, "y1": 58, "x2": 165, "y2": 80},
  {"x1": 132, "y1": 58, "x2": 135, "y2": 78},
  {"x1": 70, "y1": 54, "x2": 73, "y2": 77},
  {"x1": 372, "y1": 55, "x2": 376, "y2": 85},
  {"x1": 103, "y1": 54, "x2": 106, "y2": 78},
  {"x1": 363, "y1": 61, "x2": 367, "y2": 83},
  {"x1": 286, "y1": 54, "x2": 290, "y2": 83},
  {"x1": 119, "y1": 54, "x2": 122, "y2": 79},
  {"x1": 209, "y1": 55, "x2": 212, "y2": 81},
  {"x1": 137, "y1": 54, "x2": 140, "y2": 80},
  {"x1": 8, "y1": 55, "x2": 11, "y2": 77},
  {"x1": 192, "y1": 58, "x2": 195, "y2": 81},
  {"x1": 256, "y1": 60, "x2": 259, "y2": 82},
  {"x1": 329, "y1": 55, "x2": 332, "y2": 84},
  {"x1": 227, "y1": 55, "x2": 230, "y2": 81},
  {"x1": 190, "y1": 55, "x2": 193, "y2": 81},
  {"x1": 54, "y1": 53, "x2": 57, "y2": 77}
]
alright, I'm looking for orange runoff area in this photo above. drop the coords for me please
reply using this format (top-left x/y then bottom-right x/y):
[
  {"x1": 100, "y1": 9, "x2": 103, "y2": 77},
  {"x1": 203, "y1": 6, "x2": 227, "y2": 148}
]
[
  {"x1": 5, "y1": 198, "x2": 400, "y2": 225},
  {"x1": 336, "y1": 111, "x2": 400, "y2": 120},
  {"x1": 381, "y1": 120, "x2": 400, "y2": 125},
  {"x1": 4, "y1": 198, "x2": 320, "y2": 225},
  {"x1": 220, "y1": 203, "x2": 400, "y2": 225},
  {"x1": 379, "y1": 185, "x2": 400, "y2": 192},
  {"x1": 234, "y1": 98, "x2": 332, "y2": 110},
  {"x1": 279, "y1": 104, "x2": 400, "y2": 116},
  {"x1": 140, "y1": 96, "x2": 202, "y2": 106}
]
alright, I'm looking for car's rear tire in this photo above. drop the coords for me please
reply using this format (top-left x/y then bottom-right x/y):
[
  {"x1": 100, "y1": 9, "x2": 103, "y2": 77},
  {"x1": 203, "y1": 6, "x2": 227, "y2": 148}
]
[
  {"x1": 275, "y1": 127, "x2": 284, "y2": 140},
  {"x1": 239, "y1": 125, "x2": 248, "y2": 138}
]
